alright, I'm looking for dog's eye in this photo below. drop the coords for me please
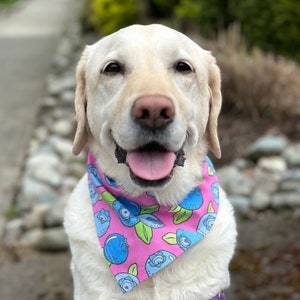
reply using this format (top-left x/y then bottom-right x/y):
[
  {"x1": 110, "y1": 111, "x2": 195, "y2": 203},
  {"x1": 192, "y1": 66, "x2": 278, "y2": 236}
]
[
  {"x1": 175, "y1": 61, "x2": 193, "y2": 73},
  {"x1": 103, "y1": 62, "x2": 122, "y2": 75}
]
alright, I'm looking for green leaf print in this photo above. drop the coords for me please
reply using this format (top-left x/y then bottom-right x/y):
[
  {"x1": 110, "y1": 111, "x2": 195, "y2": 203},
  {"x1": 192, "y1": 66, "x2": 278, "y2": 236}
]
[
  {"x1": 208, "y1": 202, "x2": 215, "y2": 213},
  {"x1": 162, "y1": 233, "x2": 177, "y2": 245},
  {"x1": 128, "y1": 263, "x2": 138, "y2": 276},
  {"x1": 135, "y1": 222, "x2": 153, "y2": 244},
  {"x1": 140, "y1": 204, "x2": 159, "y2": 215},
  {"x1": 168, "y1": 205, "x2": 181, "y2": 213},
  {"x1": 208, "y1": 166, "x2": 215, "y2": 176},
  {"x1": 102, "y1": 191, "x2": 116, "y2": 207},
  {"x1": 173, "y1": 208, "x2": 193, "y2": 225}
]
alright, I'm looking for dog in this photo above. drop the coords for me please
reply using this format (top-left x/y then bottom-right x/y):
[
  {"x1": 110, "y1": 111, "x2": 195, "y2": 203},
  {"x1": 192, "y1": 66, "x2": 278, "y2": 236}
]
[{"x1": 64, "y1": 24, "x2": 236, "y2": 300}]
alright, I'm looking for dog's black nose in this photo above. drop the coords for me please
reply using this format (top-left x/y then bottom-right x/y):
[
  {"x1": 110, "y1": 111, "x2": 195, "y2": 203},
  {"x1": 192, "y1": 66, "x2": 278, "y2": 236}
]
[{"x1": 131, "y1": 95, "x2": 175, "y2": 129}]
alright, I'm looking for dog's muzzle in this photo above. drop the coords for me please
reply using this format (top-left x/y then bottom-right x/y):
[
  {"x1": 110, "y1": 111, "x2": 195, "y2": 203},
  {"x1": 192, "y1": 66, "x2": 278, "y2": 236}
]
[{"x1": 115, "y1": 142, "x2": 185, "y2": 187}]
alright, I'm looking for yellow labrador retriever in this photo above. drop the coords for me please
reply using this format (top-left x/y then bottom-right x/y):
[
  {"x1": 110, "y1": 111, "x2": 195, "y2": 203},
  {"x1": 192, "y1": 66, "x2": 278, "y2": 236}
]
[{"x1": 64, "y1": 24, "x2": 236, "y2": 300}]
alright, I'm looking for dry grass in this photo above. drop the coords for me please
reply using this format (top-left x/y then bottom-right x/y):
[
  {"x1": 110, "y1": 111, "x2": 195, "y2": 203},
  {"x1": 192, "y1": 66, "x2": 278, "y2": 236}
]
[{"x1": 194, "y1": 25, "x2": 300, "y2": 120}]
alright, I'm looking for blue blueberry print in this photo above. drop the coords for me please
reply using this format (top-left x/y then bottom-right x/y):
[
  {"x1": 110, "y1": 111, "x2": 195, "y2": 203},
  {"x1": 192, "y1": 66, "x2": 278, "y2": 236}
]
[
  {"x1": 115, "y1": 273, "x2": 139, "y2": 293},
  {"x1": 138, "y1": 214, "x2": 164, "y2": 228},
  {"x1": 116, "y1": 196, "x2": 141, "y2": 216},
  {"x1": 105, "y1": 176, "x2": 119, "y2": 188},
  {"x1": 145, "y1": 250, "x2": 176, "y2": 277},
  {"x1": 88, "y1": 164, "x2": 102, "y2": 187},
  {"x1": 211, "y1": 183, "x2": 220, "y2": 204},
  {"x1": 197, "y1": 213, "x2": 217, "y2": 238},
  {"x1": 104, "y1": 234, "x2": 128, "y2": 265},
  {"x1": 171, "y1": 187, "x2": 203, "y2": 224},
  {"x1": 94, "y1": 209, "x2": 110, "y2": 237},
  {"x1": 176, "y1": 229, "x2": 202, "y2": 251},
  {"x1": 113, "y1": 201, "x2": 139, "y2": 227},
  {"x1": 179, "y1": 187, "x2": 203, "y2": 210},
  {"x1": 88, "y1": 180, "x2": 99, "y2": 205}
]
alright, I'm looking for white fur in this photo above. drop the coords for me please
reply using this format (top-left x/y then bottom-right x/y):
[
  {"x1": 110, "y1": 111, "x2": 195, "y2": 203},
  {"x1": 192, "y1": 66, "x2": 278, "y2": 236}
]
[{"x1": 64, "y1": 24, "x2": 237, "y2": 300}]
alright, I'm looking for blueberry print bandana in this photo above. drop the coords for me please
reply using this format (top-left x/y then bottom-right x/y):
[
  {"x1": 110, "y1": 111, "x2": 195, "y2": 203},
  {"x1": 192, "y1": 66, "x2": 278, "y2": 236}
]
[{"x1": 87, "y1": 152, "x2": 221, "y2": 295}]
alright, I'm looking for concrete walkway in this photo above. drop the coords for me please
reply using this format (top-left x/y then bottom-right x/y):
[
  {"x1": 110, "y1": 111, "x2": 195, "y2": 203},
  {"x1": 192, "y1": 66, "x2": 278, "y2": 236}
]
[{"x1": 0, "y1": 0, "x2": 82, "y2": 215}]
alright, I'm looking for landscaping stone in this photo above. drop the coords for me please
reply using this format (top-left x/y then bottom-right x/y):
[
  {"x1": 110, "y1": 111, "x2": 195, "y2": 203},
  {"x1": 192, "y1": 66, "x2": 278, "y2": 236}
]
[
  {"x1": 218, "y1": 166, "x2": 254, "y2": 196},
  {"x1": 251, "y1": 190, "x2": 271, "y2": 210},
  {"x1": 34, "y1": 228, "x2": 69, "y2": 252},
  {"x1": 271, "y1": 192, "x2": 300, "y2": 208},
  {"x1": 284, "y1": 145, "x2": 300, "y2": 167},
  {"x1": 245, "y1": 135, "x2": 288, "y2": 161},
  {"x1": 228, "y1": 195, "x2": 251, "y2": 216},
  {"x1": 257, "y1": 156, "x2": 287, "y2": 173}
]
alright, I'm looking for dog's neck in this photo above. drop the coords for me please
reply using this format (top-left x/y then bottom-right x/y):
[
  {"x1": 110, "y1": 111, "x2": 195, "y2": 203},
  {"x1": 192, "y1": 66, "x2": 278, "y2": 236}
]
[{"x1": 86, "y1": 151, "x2": 221, "y2": 294}]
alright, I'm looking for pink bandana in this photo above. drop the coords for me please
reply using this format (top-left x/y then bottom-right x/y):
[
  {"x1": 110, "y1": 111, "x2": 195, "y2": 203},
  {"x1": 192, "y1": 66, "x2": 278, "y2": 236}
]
[{"x1": 87, "y1": 152, "x2": 220, "y2": 294}]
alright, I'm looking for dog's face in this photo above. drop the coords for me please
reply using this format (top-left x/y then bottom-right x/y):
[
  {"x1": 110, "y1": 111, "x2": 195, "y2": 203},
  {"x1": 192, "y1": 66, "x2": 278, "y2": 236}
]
[{"x1": 73, "y1": 24, "x2": 222, "y2": 205}]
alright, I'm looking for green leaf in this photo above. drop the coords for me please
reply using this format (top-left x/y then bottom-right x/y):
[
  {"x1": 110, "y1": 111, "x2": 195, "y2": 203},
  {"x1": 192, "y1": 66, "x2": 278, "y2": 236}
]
[
  {"x1": 162, "y1": 233, "x2": 177, "y2": 245},
  {"x1": 135, "y1": 222, "x2": 153, "y2": 244},
  {"x1": 208, "y1": 202, "x2": 215, "y2": 213},
  {"x1": 173, "y1": 209, "x2": 193, "y2": 225},
  {"x1": 128, "y1": 263, "x2": 138, "y2": 276},
  {"x1": 102, "y1": 191, "x2": 116, "y2": 207},
  {"x1": 168, "y1": 205, "x2": 181, "y2": 213},
  {"x1": 140, "y1": 204, "x2": 159, "y2": 215},
  {"x1": 208, "y1": 166, "x2": 215, "y2": 176}
]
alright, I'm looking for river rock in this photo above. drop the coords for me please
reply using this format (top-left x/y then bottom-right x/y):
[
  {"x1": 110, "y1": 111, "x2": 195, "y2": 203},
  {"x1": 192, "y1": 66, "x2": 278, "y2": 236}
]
[
  {"x1": 24, "y1": 203, "x2": 51, "y2": 230},
  {"x1": 218, "y1": 166, "x2": 254, "y2": 196},
  {"x1": 30, "y1": 165, "x2": 62, "y2": 188},
  {"x1": 34, "y1": 228, "x2": 69, "y2": 251},
  {"x1": 284, "y1": 145, "x2": 300, "y2": 167},
  {"x1": 51, "y1": 119, "x2": 73, "y2": 137},
  {"x1": 20, "y1": 228, "x2": 69, "y2": 251},
  {"x1": 17, "y1": 178, "x2": 59, "y2": 211},
  {"x1": 257, "y1": 156, "x2": 287, "y2": 173},
  {"x1": 251, "y1": 189, "x2": 271, "y2": 210},
  {"x1": 61, "y1": 90, "x2": 75, "y2": 105},
  {"x1": 42, "y1": 96, "x2": 57, "y2": 108},
  {"x1": 27, "y1": 152, "x2": 60, "y2": 170},
  {"x1": 43, "y1": 201, "x2": 65, "y2": 228},
  {"x1": 49, "y1": 136, "x2": 73, "y2": 160},
  {"x1": 271, "y1": 192, "x2": 300, "y2": 208},
  {"x1": 228, "y1": 195, "x2": 251, "y2": 215},
  {"x1": 253, "y1": 168, "x2": 280, "y2": 194},
  {"x1": 245, "y1": 135, "x2": 288, "y2": 161},
  {"x1": 48, "y1": 74, "x2": 76, "y2": 96},
  {"x1": 279, "y1": 169, "x2": 300, "y2": 192}
]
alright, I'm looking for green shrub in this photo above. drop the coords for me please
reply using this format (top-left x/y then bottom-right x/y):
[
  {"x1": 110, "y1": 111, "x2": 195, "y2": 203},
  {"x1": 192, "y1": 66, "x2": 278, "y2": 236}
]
[
  {"x1": 176, "y1": 0, "x2": 233, "y2": 35},
  {"x1": 89, "y1": 0, "x2": 139, "y2": 35},
  {"x1": 87, "y1": 0, "x2": 300, "y2": 62},
  {"x1": 0, "y1": 0, "x2": 19, "y2": 8},
  {"x1": 149, "y1": 0, "x2": 179, "y2": 18},
  {"x1": 212, "y1": 26, "x2": 300, "y2": 119},
  {"x1": 231, "y1": 0, "x2": 300, "y2": 62}
]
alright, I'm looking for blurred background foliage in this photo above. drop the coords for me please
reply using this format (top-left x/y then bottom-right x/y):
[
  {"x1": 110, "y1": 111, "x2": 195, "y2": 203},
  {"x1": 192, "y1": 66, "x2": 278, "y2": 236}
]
[
  {"x1": 83, "y1": 0, "x2": 300, "y2": 120},
  {"x1": 0, "y1": 0, "x2": 19, "y2": 8},
  {"x1": 87, "y1": 0, "x2": 300, "y2": 63}
]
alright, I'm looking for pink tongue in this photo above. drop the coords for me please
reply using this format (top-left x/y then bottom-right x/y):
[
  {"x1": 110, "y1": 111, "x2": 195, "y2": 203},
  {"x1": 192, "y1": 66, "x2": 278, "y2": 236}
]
[{"x1": 126, "y1": 151, "x2": 176, "y2": 181}]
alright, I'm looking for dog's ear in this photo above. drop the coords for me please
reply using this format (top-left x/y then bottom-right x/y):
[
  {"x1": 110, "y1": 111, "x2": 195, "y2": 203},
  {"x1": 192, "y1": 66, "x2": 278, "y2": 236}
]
[
  {"x1": 73, "y1": 47, "x2": 89, "y2": 155},
  {"x1": 206, "y1": 55, "x2": 222, "y2": 158}
]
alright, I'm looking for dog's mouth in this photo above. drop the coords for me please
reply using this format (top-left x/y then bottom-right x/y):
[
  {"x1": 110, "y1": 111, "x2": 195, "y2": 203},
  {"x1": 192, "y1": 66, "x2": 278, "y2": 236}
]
[{"x1": 115, "y1": 141, "x2": 185, "y2": 187}]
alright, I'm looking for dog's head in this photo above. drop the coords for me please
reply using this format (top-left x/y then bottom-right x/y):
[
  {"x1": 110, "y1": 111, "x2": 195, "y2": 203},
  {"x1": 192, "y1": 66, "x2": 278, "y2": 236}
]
[{"x1": 73, "y1": 24, "x2": 222, "y2": 205}]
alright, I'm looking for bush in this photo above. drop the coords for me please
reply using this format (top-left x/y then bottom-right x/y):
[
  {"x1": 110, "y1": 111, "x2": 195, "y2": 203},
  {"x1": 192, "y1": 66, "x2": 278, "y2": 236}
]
[
  {"x1": 211, "y1": 26, "x2": 300, "y2": 119},
  {"x1": 89, "y1": 0, "x2": 139, "y2": 35},
  {"x1": 231, "y1": 0, "x2": 300, "y2": 62},
  {"x1": 86, "y1": 0, "x2": 300, "y2": 62}
]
